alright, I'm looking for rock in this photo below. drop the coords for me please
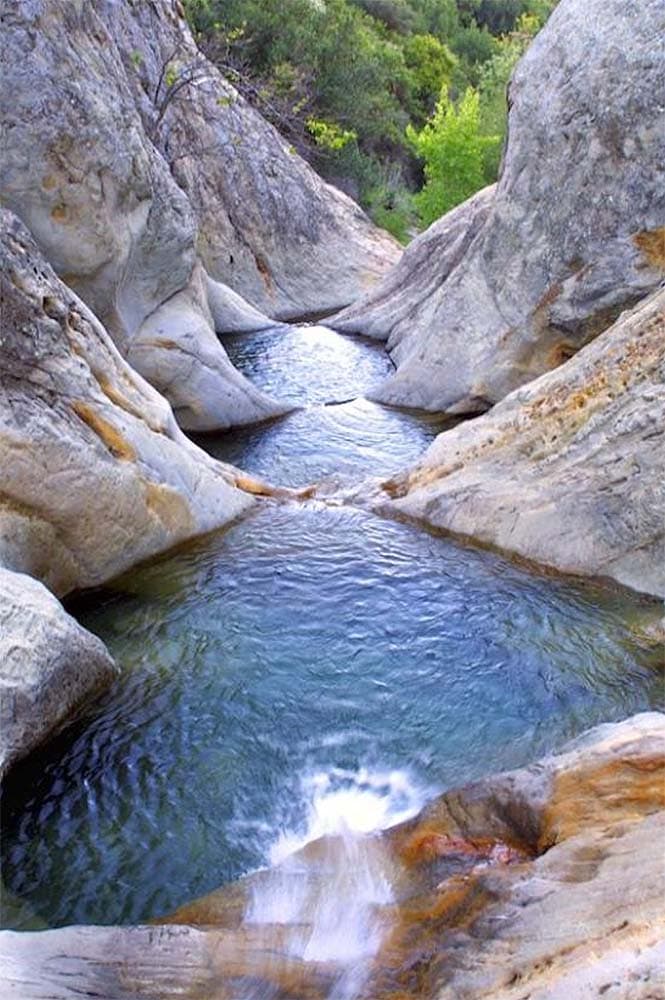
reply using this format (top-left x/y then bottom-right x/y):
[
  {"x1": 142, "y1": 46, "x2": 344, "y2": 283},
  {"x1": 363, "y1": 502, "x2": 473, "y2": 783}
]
[
  {"x1": 382, "y1": 712, "x2": 665, "y2": 1000},
  {"x1": 0, "y1": 1, "x2": 399, "y2": 431},
  {"x1": 331, "y1": 184, "x2": 496, "y2": 352},
  {"x1": 1, "y1": 713, "x2": 663, "y2": 998},
  {"x1": 0, "y1": 0, "x2": 289, "y2": 430},
  {"x1": 329, "y1": 0, "x2": 665, "y2": 413},
  {"x1": 106, "y1": 0, "x2": 400, "y2": 320},
  {"x1": 371, "y1": 288, "x2": 665, "y2": 598},
  {"x1": 123, "y1": 263, "x2": 287, "y2": 431},
  {"x1": 0, "y1": 569, "x2": 118, "y2": 778},
  {"x1": 0, "y1": 207, "x2": 257, "y2": 597}
]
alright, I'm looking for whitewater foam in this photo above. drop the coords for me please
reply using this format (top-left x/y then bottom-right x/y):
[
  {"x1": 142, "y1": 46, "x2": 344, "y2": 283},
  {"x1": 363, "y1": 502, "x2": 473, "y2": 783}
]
[{"x1": 245, "y1": 764, "x2": 429, "y2": 995}]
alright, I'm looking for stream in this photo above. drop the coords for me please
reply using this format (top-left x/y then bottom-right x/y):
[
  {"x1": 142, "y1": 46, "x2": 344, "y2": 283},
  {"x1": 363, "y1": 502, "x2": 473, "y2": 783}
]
[{"x1": 1, "y1": 325, "x2": 662, "y2": 990}]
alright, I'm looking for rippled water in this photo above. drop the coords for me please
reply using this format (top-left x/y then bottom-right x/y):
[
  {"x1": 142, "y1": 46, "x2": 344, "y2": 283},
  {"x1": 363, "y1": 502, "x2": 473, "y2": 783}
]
[
  {"x1": 197, "y1": 326, "x2": 454, "y2": 485},
  {"x1": 1, "y1": 326, "x2": 662, "y2": 940}
]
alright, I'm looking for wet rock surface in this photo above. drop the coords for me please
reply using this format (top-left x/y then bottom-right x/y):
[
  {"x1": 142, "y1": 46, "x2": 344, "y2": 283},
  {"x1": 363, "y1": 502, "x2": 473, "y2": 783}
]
[
  {"x1": 2, "y1": 713, "x2": 663, "y2": 998},
  {"x1": 330, "y1": 0, "x2": 665, "y2": 414}
]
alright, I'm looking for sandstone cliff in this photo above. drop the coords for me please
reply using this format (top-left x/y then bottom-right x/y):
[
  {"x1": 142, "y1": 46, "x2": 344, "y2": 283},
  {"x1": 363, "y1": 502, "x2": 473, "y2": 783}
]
[
  {"x1": 369, "y1": 288, "x2": 665, "y2": 598},
  {"x1": 330, "y1": 0, "x2": 665, "y2": 415},
  {"x1": 0, "y1": 0, "x2": 399, "y2": 430}
]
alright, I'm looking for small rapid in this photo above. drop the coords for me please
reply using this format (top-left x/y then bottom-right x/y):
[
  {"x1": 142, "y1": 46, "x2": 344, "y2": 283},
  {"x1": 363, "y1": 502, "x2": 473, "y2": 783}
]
[{"x1": 243, "y1": 768, "x2": 426, "y2": 998}]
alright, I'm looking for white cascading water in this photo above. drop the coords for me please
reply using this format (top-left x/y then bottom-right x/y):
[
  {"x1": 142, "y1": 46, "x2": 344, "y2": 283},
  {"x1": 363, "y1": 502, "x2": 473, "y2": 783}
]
[{"x1": 245, "y1": 767, "x2": 429, "y2": 998}]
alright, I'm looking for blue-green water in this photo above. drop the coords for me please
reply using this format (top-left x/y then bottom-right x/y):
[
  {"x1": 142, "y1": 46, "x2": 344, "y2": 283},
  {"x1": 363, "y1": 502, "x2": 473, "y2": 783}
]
[{"x1": 1, "y1": 326, "x2": 662, "y2": 931}]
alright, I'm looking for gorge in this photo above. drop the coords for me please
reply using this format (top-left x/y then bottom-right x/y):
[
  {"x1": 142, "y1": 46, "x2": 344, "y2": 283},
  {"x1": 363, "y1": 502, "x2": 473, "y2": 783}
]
[{"x1": 0, "y1": 0, "x2": 664, "y2": 998}]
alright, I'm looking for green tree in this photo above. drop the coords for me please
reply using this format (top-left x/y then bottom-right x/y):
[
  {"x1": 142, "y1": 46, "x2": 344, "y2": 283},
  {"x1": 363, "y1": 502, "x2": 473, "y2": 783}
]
[
  {"x1": 402, "y1": 33, "x2": 457, "y2": 121},
  {"x1": 407, "y1": 87, "x2": 498, "y2": 225},
  {"x1": 183, "y1": 0, "x2": 558, "y2": 236}
]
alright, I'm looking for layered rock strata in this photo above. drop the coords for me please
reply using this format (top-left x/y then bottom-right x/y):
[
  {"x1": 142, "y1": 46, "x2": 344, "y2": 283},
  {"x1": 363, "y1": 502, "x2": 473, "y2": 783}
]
[{"x1": 331, "y1": 0, "x2": 665, "y2": 414}]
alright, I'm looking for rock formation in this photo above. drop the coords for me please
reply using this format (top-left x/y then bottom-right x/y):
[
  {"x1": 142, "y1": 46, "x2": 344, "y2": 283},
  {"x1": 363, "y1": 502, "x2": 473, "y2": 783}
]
[
  {"x1": 330, "y1": 0, "x2": 665, "y2": 414},
  {"x1": 0, "y1": 208, "x2": 257, "y2": 597},
  {"x1": 0, "y1": 0, "x2": 399, "y2": 430},
  {"x1": 0, "y1": 208, "x2": 261, "y2": 763},
  {"x1": 2, "y1": 712, "x2": 663, "y2": 998},
  {"x1": 0, "y1": 568, "x2": 118, "y2": 779},
  {"x1": 369, "y1": 288, "x2": 665, "y2": 598}
]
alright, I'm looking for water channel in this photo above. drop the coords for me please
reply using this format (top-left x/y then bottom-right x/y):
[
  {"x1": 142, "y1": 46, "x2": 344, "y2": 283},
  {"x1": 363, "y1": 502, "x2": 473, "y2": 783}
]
[{"x1": 2, "y1": 326, "x2": 662, "y2": 983}]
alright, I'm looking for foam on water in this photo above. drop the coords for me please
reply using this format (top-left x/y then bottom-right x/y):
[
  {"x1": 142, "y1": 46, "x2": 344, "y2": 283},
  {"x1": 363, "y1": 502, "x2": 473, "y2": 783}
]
[
  {"x1": 269, "y1": 766, "x2": 428, "y2": 864},
  {"x1": 245, "y1": 766, "x2": 429, "y2": 994}
]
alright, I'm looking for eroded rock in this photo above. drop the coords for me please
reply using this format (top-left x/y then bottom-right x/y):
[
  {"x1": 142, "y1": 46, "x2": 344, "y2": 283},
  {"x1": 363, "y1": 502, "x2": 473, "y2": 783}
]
[
  {"x1": 372, "y1": 289, "x2": 665, "y2": 598},
  {"x1": 0, "y1": 568, "x2": 118, "y2": 778},
  {"x1": 108, "y1": 0, "x2": 401, "y2": 320},
  {"x1": 0, "y1": 207, "x2": 256, "y2": 596},
  {"x1": 0, "y1": 0, "x2": 399, "y2": 430},
  {"x1": 330, "y1": 0, "x2": 665, "y2": 413}
]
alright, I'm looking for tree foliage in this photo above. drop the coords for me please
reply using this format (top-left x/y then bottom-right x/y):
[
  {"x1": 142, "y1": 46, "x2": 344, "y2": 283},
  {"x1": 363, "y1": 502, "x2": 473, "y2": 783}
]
[
  {"x1": 407, "y1": 87, "x2": 496, "y2": 224},
  {"x1": 182, "y1": 0, "x2": 558, "y2": 236}
]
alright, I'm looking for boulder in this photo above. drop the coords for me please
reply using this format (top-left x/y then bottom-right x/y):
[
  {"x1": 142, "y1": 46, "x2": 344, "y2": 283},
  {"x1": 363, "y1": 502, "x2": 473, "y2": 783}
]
[
  {"x1": 0, "y1": 207, "x2": 256, "y2": 597},
  {"x1": 0, "y1": 0, "x2": 399, "y2": 430},
  {"x1": 1, "y1": 712, "x2": 663, "y2": 998},
  {"x1": 0, "y1": 568, "x2": 118, "y2": 778},
  {"x1": 330, "y1": 0, "x2": 665, "y2": 414},
  {"x1": 370, "y1": 288, "x2": 665, "y2": 598}
]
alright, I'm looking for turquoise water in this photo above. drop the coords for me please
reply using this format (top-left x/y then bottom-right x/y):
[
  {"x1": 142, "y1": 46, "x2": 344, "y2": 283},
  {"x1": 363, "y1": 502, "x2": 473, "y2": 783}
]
[{"x1": 1, "y1": 326, "x2": 661, "y2": 931}]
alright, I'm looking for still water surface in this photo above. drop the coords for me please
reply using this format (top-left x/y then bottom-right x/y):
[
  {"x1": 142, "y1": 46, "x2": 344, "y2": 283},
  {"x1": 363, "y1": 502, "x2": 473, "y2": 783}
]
[{"x1": 2, "y1": 325, "x2": 661, "y2": 933}]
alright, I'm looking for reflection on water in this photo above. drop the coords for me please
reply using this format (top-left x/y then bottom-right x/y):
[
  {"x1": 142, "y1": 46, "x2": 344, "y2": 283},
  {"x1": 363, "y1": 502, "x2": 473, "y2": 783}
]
[
  {"x1": 201, "y1": 397, "x2": 453, "y2": 488},
  {"x1": 196, "y1": 326, "x2": 454, "y2": 485},
  {"x1": 223, "y1": 325, "x2": 394, "y2": 406}
]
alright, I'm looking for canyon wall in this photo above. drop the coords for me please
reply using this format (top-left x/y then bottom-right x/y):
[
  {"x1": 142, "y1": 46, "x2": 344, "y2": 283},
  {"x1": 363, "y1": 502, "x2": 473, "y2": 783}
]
[
  {"x1": 1, "y1": 0, "x2": 399, "y2": 430},
  {"x1": 331, "y1": 0, "x2": 665, "y2": 416}
]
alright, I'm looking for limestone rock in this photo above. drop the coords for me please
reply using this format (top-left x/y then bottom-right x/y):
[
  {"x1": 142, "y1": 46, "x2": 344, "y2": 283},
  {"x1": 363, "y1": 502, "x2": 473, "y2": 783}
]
[
  {"x1": 0, "y1": 568, "x2": 118, "y2": 778},
  {"x1": 381, "y1": 712, "x2": 665, "y2": 1000},
  {"x1": 104, "y1": 0, "x2": 400, "y2": 320},
  {"x1": 373, "y1": 289, "x2": 665, "y2": 598},
  {"x1": 330, "y1": 0, "x2": 665, "y2": 413},
  {"x1": 0, "y1": 207, "x2": 256, "y2": 597},
  {"x1": 0, "y1": 0, "x2": 288, "y2": 430},
  {"x1": 332, "y1": 184, "x2": 496, "y2": 355},
  {"x1": 0, "y1": 0, "x2": 399, "y2": 431},
  {"x1": 1, "y1": 713, "x2": 663, "y2": 998}
]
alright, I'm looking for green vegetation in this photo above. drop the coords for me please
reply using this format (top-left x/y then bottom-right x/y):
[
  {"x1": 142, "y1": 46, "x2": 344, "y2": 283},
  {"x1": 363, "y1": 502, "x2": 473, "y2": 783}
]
[
  {"x1": 407, "y1": 87, "x2": 494, "y2": 225},
  {"x1": 183, "y1": 0, "x2": 558, "y2": 239}
]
